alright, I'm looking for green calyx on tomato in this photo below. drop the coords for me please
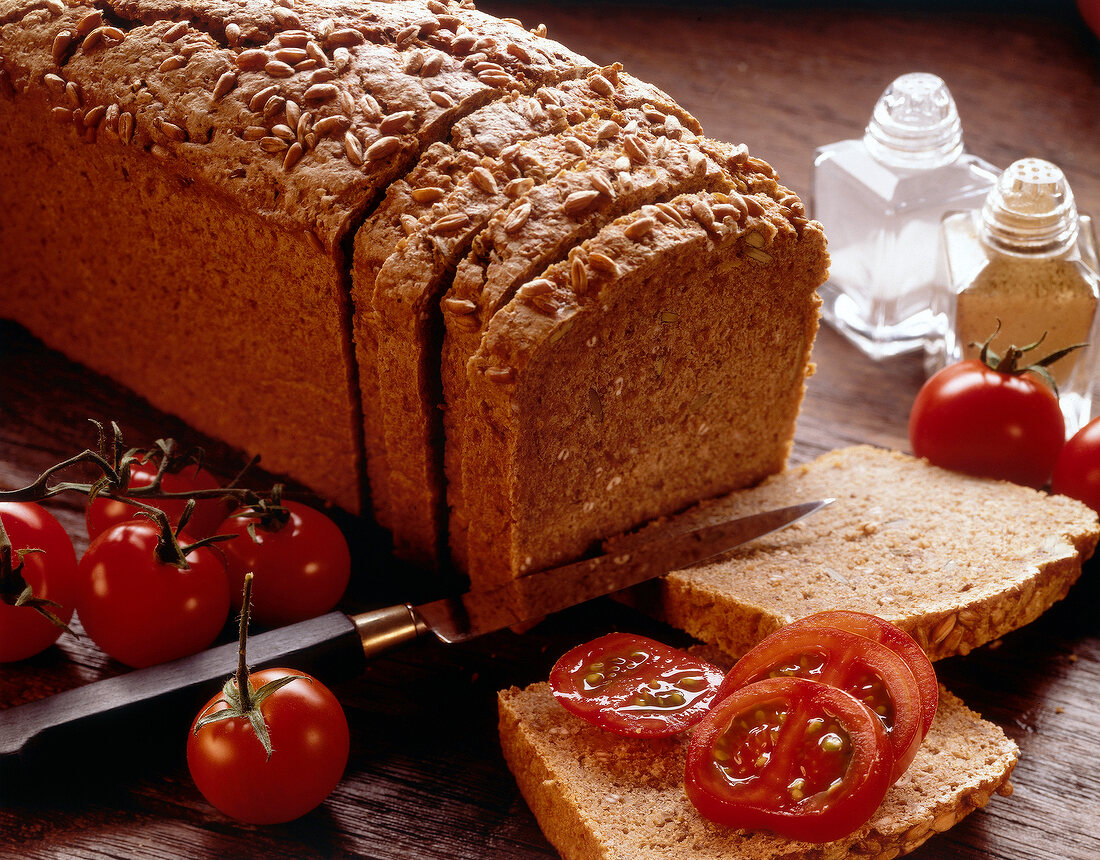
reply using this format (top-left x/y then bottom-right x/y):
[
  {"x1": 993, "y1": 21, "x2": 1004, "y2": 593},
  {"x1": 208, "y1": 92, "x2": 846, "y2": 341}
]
[
  {"x1": 971, "y1": 320, "x2": 1086, "y2": 398},
  {"x1": 192, "y1": 575, "x2": 304, "y2": 759}
]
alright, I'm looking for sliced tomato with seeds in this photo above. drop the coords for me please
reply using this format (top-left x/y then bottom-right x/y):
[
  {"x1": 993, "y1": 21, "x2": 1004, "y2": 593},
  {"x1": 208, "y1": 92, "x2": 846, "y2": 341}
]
[
  {"x1": 686, "y1": 676, "x2": 893, "y2": 843},
  {"x1": 716, "y1": 626, "x2": 923, "y2": 781},
  {"x1": 548, "y1": 632, "x2": 725, "y2": 737},
  {"x1": 783, "y1": 611, "x2": 938, "y2": 737}
]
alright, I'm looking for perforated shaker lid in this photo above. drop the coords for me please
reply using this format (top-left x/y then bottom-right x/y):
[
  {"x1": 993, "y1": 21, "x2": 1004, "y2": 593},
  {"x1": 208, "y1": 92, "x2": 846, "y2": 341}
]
[
  {"x1": 980, "y1": 158, "x2": 1080, "y2": 255},
  {"x1": 863, "y1": 72, "x2": 964, "y2": 168}
]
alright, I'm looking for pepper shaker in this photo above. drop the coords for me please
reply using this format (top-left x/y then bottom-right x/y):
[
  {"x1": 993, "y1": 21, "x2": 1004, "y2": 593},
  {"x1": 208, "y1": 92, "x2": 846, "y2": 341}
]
[{"x1": 936, "y1": 157, "x2": 1099, "y2": 434}]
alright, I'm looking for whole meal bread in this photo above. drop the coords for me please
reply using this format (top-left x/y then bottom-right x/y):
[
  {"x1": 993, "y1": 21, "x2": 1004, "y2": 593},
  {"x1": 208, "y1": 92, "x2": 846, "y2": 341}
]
[
  {"x1": 608, "y1": 445, "x2": 1100, "y2": 661},
  {"x1": 0, "y1": 0, "x2": 827, "y2": 582},
  {"x1": 498, "y1": 681, "x2": 1019, "y2": 860}
]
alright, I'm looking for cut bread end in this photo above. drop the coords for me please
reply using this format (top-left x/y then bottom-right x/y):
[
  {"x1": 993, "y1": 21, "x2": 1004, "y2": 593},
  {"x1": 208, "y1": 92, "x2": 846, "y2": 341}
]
[{"x1": 499, "y1": 681, "x2": 1018, "y2": 860}]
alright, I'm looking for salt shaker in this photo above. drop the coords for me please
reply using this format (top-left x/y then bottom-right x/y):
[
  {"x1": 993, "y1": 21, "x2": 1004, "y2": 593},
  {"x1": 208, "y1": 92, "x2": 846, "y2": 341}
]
[
  {"x1": 937, "y1": 158, "x2": 1099, "y2": 434},
  {"x1": 812, "y1": 72, "x2": 998, "y2": 359}
]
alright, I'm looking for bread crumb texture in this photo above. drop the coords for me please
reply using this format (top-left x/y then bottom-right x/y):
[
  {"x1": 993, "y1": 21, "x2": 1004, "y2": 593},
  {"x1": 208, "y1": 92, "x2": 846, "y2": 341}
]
[
  {"x1": 608, "y1": 446, "x2": 1099, "y2": 661},
  {"x1": 498, "y1": 682, "x2": 1018, "y2": 860}
]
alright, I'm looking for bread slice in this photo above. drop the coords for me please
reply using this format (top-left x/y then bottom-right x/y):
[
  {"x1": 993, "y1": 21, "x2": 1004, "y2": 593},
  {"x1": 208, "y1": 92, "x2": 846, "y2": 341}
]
[
  {"x1": 607, "y1": 446, "x2": 1100, "y2": 661},
  {"x1": 498, "y1": 681, "x2": 1018, "y2": 860},
  {"x1": 462, "y1": 189, "x2": 826, "y2": 587},
  {"x1": 0, "y1": 0, "x2": 590, "y2": 513},
  {"x1": 353, "y1": 68, "x2": 701, "y2": 560}
]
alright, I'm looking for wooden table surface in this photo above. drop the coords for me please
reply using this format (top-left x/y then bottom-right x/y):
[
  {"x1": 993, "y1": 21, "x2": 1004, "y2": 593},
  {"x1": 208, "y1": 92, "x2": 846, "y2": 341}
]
[{"x1": 2, "y1": 2, "x2": 1098, "y2": 858}]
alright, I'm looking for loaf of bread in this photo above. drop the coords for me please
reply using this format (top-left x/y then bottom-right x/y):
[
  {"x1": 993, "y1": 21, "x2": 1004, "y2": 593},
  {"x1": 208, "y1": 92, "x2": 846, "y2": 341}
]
[
  {"x1": 607, "y1": 445, "x2": 1100, "y2": 661},
  {"x1": 1, "y1": 0, "x2": 827, "y2": 580},
  {"x1": 498, "y1": 680, "x2": 1018, "y2": 860}
]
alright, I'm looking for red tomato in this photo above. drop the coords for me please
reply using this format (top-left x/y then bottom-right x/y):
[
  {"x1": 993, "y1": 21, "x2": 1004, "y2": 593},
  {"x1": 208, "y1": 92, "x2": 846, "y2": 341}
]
[
  {"x1": 685, "y1": 676, "x2": 893, "y2": 843},
  {"x1": 218, "y1": 502, "x2": 351, "y2": 627},
  {"x1": 0, "y1": 502, "x2": 79, "y2": 662},
  {"x1": 187, "y1": 669, "x2": 349, "y2": 824},
  {"x1": 909, "y1": 359, "x2": 1065, "y2": 489},
  {"x1": 77, "y1": 520, "x2": 230, "y2": 668},
  {"x1": 86, "y1": 457, "x2": 227, "y2": 540},
  {"x1": 782, "y1": 611, "x2": 938, "y2": 738},
  {"x1": 716, "y1": 626, "x2": 923, "y2": 781},
  {"x1": 549, "y1": 632, "x2": 725, "y2": 737},
  {"x1": 1080, "y1": 0, "x2": 1100, "y2": 39},
  {"x1": 1052, "y1": 416, "x2": 1100, "y2": 514}
]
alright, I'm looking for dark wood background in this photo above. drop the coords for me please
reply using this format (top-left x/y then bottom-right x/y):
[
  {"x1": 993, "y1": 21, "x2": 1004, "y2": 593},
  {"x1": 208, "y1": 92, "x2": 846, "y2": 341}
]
[{"x1": 2, "y1": 2, "x2": 1098, "y2": 858}]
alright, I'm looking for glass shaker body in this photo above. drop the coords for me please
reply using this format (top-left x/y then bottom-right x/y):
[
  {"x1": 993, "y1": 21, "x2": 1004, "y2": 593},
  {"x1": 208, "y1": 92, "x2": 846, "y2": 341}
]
[
  {"x1": 811, "y1": 73, "x2": 998, "y2": 360},
  {"x1": 937, "y1": 159, "x2": 1100, "y2": 435}
]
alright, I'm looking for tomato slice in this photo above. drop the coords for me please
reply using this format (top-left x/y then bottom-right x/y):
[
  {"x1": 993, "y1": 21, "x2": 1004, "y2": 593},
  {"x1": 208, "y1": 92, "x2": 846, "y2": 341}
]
[
  {"x1": 783, "y1": 611, "x2": 938, "y2": 738},
  {"x1": 716, "y1": 626, "x2": 923, "y2": 781},
  {"x1": 548, "y1": 632, "x2": 725, "y2": 737},
  {"x1": 685, "y1": 676, "x2": 893, "y2": 843}
]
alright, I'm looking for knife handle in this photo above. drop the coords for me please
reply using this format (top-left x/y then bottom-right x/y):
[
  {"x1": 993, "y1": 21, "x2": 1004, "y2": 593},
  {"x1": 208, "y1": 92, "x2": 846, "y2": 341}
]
[
  {"x1": 351, "y1": 603, "x2": 432, "y2": 659},
  {"x1": 0, "y1": 611, "x2": 369, "y2": 793}
]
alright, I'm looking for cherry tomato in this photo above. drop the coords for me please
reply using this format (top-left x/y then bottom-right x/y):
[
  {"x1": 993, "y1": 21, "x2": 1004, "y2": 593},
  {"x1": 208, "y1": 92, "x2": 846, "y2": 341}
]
[
  {"x1": 1052, "y1": 416, "x2": 1100, "y2": 514},
  {"x1": 218, "y1": 502, "x2": 351, "y2": 627},
  {"x1": 187, "y1": 669, "x2": 349, "y2": 824},
  {"x1": 782, "y1": 611, "x2": 938, "y2": 738},
  {"x1": 77, "y1": 520, "x2": 230, "y2": 668},
  {"x1": 716, "y1": 626, "x2": 923, "y2": 781},
  {"x1": 0, "y1": 502, "x2": 79, "y2": 662},
  {"x1": 548, "y1": 632, "x2": 725, "y2": 737},
  {"x1": 908, "y1": 359, "x2": 1065, "y2": 489},
  {"x1": 685, "y1": 676, "x2": 893, "y2": 843},
  {"x1": 86, "y1": 457, "x2": 227, "y2": 540}
]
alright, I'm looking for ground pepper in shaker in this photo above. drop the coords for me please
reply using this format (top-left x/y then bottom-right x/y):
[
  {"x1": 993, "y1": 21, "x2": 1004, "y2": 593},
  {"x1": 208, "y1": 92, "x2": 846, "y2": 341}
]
[
  {"x1": 937, "y1": 157, "x2": 1100, "y2": 434},
  {"x1": 811, "y1": 73, "x2": 998, "y2": 360}
]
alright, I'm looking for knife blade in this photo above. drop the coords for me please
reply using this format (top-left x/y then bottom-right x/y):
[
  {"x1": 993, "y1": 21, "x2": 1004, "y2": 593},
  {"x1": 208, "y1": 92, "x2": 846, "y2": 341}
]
[{"x1": 0, "y1": 499, "x2": 829, "y2": 789}]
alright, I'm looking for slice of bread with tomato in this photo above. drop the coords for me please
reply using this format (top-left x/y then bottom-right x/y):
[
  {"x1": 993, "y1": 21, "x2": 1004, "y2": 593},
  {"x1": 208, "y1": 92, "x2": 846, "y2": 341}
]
[{"x1": 498, "y1": 680, "x2": 1016, "y2": 860}]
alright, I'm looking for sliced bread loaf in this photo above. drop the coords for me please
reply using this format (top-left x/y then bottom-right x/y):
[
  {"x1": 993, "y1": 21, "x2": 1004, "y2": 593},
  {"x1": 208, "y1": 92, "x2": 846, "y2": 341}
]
[
  {"x1": 498, "y1": 681, "x2": 1018, "y2": 860},
  {"x1": 606, "y1": 446, "x2": 1100, "y2": 661},
  {"x1": 0, "y1": 0, "x2": 592, "y2": 513},
  {"x1": 352, "y1": 67, "x2": 701, "y2": 561},
  {"x1": 462, "y1": 189, "x2": 826, "y2": 587},
  {"x1": 441, "y1": 136, "x2": 760, "y2": 573}
]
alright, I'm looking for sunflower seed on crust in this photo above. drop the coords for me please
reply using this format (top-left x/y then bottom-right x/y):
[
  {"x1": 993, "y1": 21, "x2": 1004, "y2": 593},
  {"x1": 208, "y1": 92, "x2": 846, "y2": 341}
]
[
  {"x1": 248, "y1": 85, "x2": 279, "y2": 112},
  {"x1": 275, "y1": 47, "x2": 308, "y2": 64},
  {"x1": 587, "y1": 73, "x2": 614, "y2": 97},
  {"x1": 326, "y1": 28, "x2": 365, "y2": 47},
  {"x1": 430, "y1": 211, "x2": 470, "y2": 233},
  {"x1": 212, "y1": 70, "x2": 238, "y2": 100},
  {"x1": 570, "y1": 255, "x2": 588, "y2": 293},
  {"x1": 442, "y1": 297, "x2": 478, "y2": 316},
  {"x1": 589, "y1": 172, "x2": 614, "y2": 198},
  {"x1": 224, "y1": 22, "x2": 241, "y2": 44},
  {"x1": 344, "y1": 130, "x2": 363, "y2": 165},
  {"x1": 312, "y1": 115, "x2": 350, "y2": 137},
  {"x1": 44, "y1": 72, "x2": 66, "y2": 94},
  {"x1": 420, "y1": 51, "x2": 445, "y2": 77},
  {"x1": 624, "y1": 216, "x2": 656, "y2": 240},
  {"x1": 260, "y1": 136, "x2": 289, "y2": 152},
  {"x1": 623, "y1": 135, "x2": 650, "y2": 164},
  {"x1": 75, "y1": 11, "x2": 102, "y2": 38},
  {"x1": 64, "y1": 80, "x2": 81, "y2": 107},
  {"x1": 304, "y1": 83, "x2": 338, "y2": 102},
  {"x1": 743, "y1": 194, "x2": 767, "y2": 216},
  {"x1": 273, "y1": 7, "x2": 301, "y2": 29},
  {"x1": 263, "y1": 96, "x2": 286, "y2": 119},
  {"x1": 163, "y1": 21, "x2": 189, "y2": 42},
  {"x1": 118, "y1": 111, "x2": 134, "y2": 143},
  {"x1": 504, "y1": 200, "x2": 532, "y2": 233},
  {"x1": 236, "y1": 49, "x2": 268, "y2": 71},
  {"x1": 51, "y1": 30, "x2": 74, "y2": 65},
  {"x1": 283, "y1": 141, "x2": 304, "y2": 171},
  {"x1": 157, "y1": 119, "x2": 187, "y2": 142},
  {"x1": 366, "y1": 135, "x2": 400, "y2": 160},
  {"x1": 691, "y1": 199, "x2": 716, "y2": 229},
  {"x1": 429, "y1": 90, "x2": 455, "y2": 108},
  {"x1": 588, "y1": 252, "x2": 619, "y2": 277},
  {"x1": 266, "y1": 60, "x2": 296, "y2": 78},
  {"x1": 485, "y1": 366, "x2": 515, "y2": 384},
  {"x1": 596, "y1": 120, "x2": 620, "y2": 140},
  {"x1": 82, "y1": 104, "x2": 106, "y2": 128},
  {"x1": 411, "y1": 186, "x2": 446, "y2": 203},
  {"x1": 380, "y1": 110, "x2": 415, "y2": 134},
  {"x1": 655, "y1": 202, "x2": 686, "y2": 226},
  {"x1": 470, "y1": 166, "x2": 498, "y2": 194},
  {"x1": 563, "y1": 189, "x2": 600, "y2": 216},
  {"x1": 270, "y1": 123, "x2": 296, "y2": 141}
]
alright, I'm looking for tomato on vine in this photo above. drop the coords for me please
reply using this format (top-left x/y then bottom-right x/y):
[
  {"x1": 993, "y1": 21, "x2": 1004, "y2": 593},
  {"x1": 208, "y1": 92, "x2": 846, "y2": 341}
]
[
  {"x1": 188, "y1": 574, "x2": 349, "y2": 824},
  {"x1": 86, "y1": 455, "x2": 227, "y2": 540},
  {"x1": 77, "y1": 517, "x2": 230, "y2": 668},
  {"x1": 909, "y1": 328, "x2": 1077, "y2": 488},
  {"x1": 0, "y1": 502, "x2": 79, "y2": 662},
  {"x1": 218, "y1": 499, "x2": 351, "y2": 628}
]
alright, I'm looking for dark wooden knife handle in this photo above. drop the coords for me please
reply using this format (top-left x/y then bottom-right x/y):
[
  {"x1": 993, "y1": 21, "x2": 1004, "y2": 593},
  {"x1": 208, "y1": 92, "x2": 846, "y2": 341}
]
[{"x1": 0, "y1": 611, "x2": 366, "y2": 793}]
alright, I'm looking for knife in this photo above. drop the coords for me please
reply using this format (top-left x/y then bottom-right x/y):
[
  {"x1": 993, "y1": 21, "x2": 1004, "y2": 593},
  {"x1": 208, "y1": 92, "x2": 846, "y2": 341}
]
[{"x1": 0, "y1": 499, "x2": 829, "y2": 790}]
